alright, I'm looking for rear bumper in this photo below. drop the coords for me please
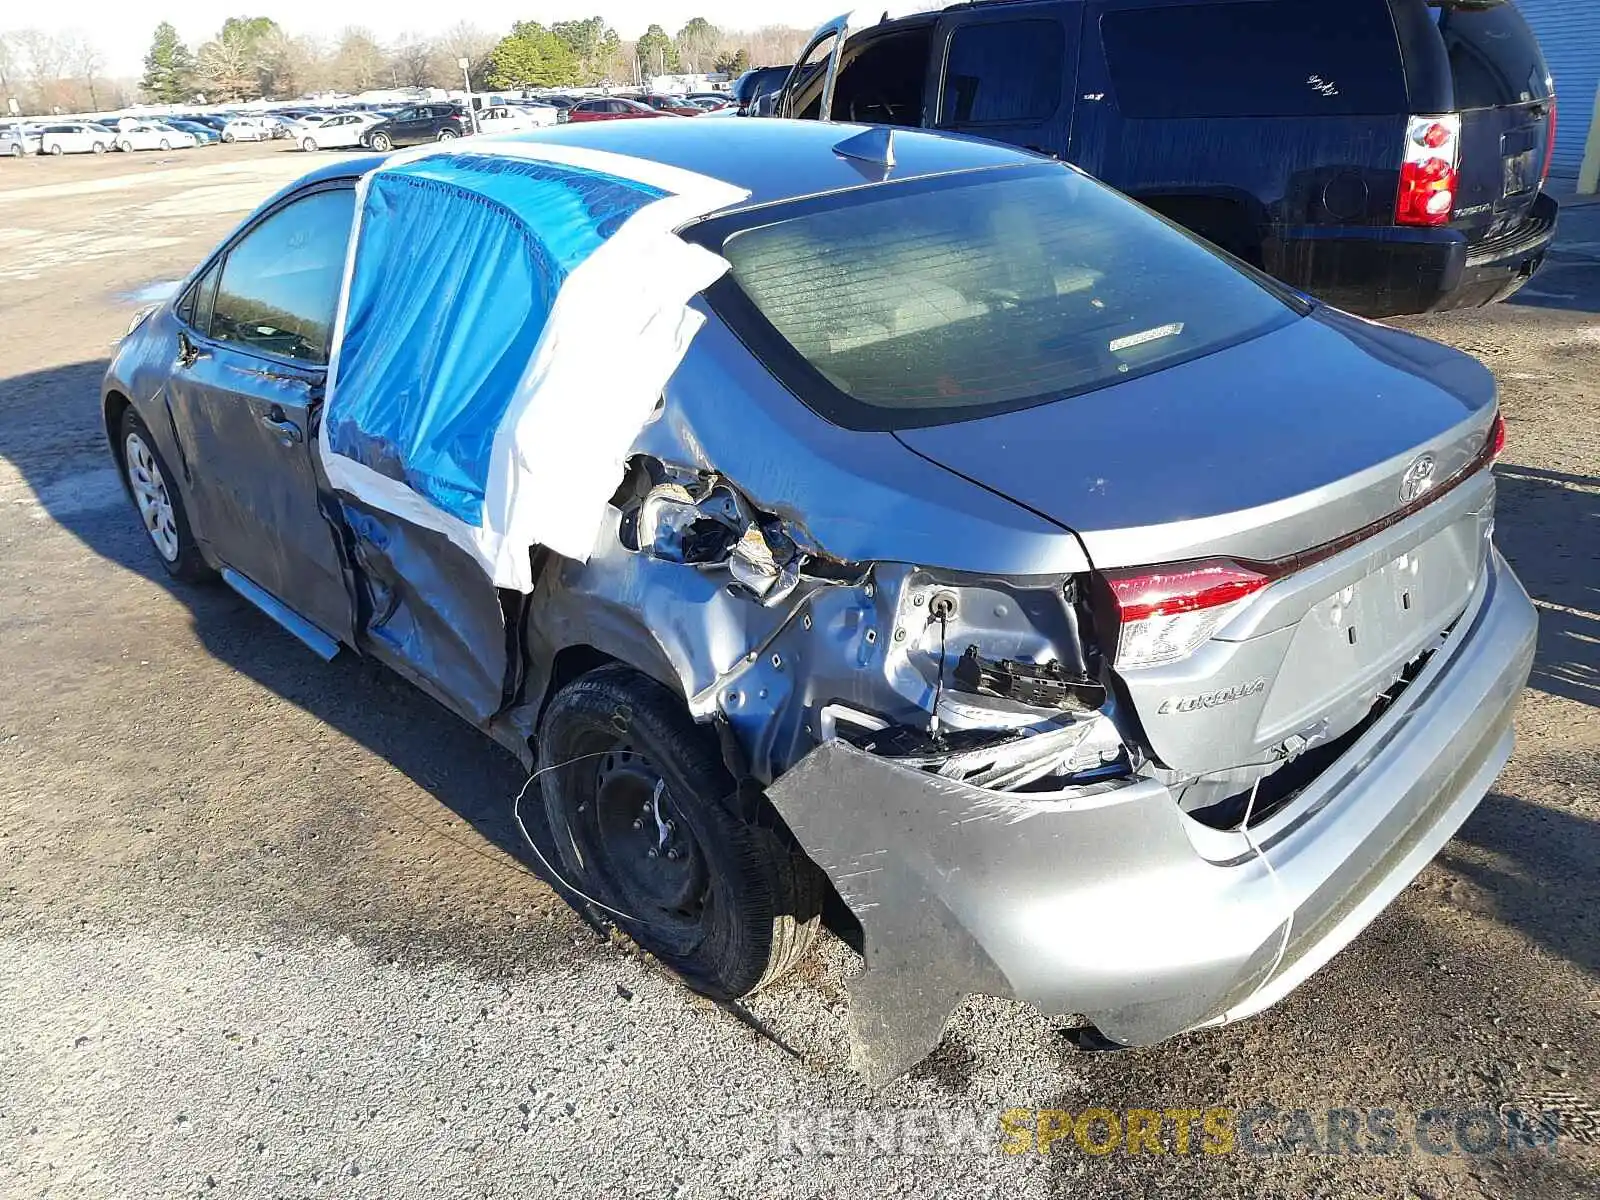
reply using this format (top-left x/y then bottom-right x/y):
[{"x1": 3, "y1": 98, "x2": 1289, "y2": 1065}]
[
  {"x1": 1265, "y1": 194, "x2": 1558, "y2": 317},
  {"x1": 768, "y1": 549, "x2": 1536, "y2": 1080}
]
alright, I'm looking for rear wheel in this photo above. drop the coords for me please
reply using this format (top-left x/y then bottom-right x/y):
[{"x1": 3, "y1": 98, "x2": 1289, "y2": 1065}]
[
  {"x1": 538, "y1": 666, "x2": 824, "y2": 1000},
  {"x1": 119, "y1": 409, "x2": 213, "y2": 583},
  {"x1": 436, "y1": 127, "x2": 459, "y2": 141},
  {"x1": 8, "y1": 143, "x2": 21, "y2": 158},
  {"x1": 92, "y1": 141, "x2": 106, "y2": 153},
  {"x1": 158, "y1": 138, "x2": 171, "y2": 151}
]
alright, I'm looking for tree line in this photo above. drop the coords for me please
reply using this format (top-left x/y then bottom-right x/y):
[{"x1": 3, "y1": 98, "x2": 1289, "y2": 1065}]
[{"x1": 0, "y1": 18, "x2": 813, "y2": 114}]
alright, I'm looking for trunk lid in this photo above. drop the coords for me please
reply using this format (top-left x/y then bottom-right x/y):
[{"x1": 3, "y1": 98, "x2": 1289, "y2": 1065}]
[{"x1": 896, "y1": 309, "x2": 1499, "y2": 777}]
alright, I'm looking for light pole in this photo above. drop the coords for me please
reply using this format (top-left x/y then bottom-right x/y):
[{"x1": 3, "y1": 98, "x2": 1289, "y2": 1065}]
[{"x1": 458, "y1": 56, "x2": 478, "y2": 133}]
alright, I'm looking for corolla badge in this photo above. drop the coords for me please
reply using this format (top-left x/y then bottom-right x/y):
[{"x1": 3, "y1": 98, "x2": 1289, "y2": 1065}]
[
  {"x1": 1398, "y1": 453, "x2": 1438, "y2": 504},
  {"x1": 1158, "y1": 678, "x2": 1267, "y2": 715}
]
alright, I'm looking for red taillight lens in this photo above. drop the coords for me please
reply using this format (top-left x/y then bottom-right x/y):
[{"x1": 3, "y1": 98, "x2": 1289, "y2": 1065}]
[
  {"x1": 1102, "y1": 560, "x2": 1272, "y2": 668},
  {"x1": 1398, "y1": 115, "x2": 1461, "y2": 228},
  {"x1": 1488, "y1": 412, "x2": 1507, "y2": 462}
]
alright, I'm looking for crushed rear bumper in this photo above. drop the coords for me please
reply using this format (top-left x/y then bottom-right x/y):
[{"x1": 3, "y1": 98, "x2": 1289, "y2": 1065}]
[{"x1": 766, "y1": 549, "x2": 1536, "y2": 1081}]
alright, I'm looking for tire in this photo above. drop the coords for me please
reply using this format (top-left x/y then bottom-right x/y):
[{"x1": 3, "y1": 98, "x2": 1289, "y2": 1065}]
[
  {"x1": 118, "y1": 409, "x2": 213, "y2": 583},
  {"x1": 8, "y1": 143, "x2": 21, "y2": 158},
  {"x1": 158, "y1": 139, "x2": 171, "y2": 151},
  {"x1": 117, "y1": 140, "x2": 132, "y2": 153},
  {"x1": 436, "y1": 127, "x2": 459, "y2": 141},
  {"x1": 49, "y1": 143, "x2": 63, "y2": 155},
  {"x1": 92, "y1": 142, "x2": 106, "y2": 154},
  {"x1": 222, "y1": 131, "x2": 234, "y2": 143},
  {"x1": 369, "y1": 132, "x2": 392, "y2": 152},
  {"x1": 538, "y1": 665, "x2": 824, "y2": 1000},
  {"x1": 301, "y1": 137, "x2": 317, "y2": 152}
]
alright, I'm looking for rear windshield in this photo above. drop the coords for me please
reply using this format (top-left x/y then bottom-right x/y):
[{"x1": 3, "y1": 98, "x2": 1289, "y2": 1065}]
[
  {"x1": 1100, "y1": 0, "x2": 1407, "y2": 119},
  {"x1": 1431, "y1": 2, "x2": 1551, "y2": 109},
  {"x1": 709, "y1": 165, "x2": 1301, "y2": 431}
]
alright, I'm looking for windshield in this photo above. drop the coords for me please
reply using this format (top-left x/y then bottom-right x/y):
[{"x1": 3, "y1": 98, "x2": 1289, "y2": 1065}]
[{"x1": 709, "y1": 165, "x2": 1302, "y2": 430}]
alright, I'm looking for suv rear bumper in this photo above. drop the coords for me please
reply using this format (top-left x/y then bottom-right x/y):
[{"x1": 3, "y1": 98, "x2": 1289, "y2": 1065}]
[
  {"x1": 1265, "y1": 193, "x2": 1558, "y2": 318},
  {"x1": 768, "y1": 548, "x2": 1537, "y2": 1080}
]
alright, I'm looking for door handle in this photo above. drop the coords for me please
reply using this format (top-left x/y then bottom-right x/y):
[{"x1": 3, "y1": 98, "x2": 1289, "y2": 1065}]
[{"x1": 260, "y1": 405, "x2": 303, "y2": 445}]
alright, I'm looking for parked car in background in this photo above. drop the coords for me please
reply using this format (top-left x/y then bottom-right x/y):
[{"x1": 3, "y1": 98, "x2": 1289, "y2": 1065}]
[
  {"x1": 297, "y1": 112, "x2": 382, "y2": 151},
  {"x1": 778, "y1": 0, "x2": 1559, "y2": 317},
  {"x1": 562, "y1": 97, "x2": 675, "y2": 123},
  {"x1": 38, "y1": 122, "x2": 116, "y2": 155},
  {"x1": 686, "y1": 97, "x2": 733, "y2": 112},
  {"x1": 222, "y1": 117, "x2": 277, "y2": 143},
  {"x1": 165, "y1": 119, "x2": 220, "y2": 145},
  {"x1": 731, "y1": 65, "x2": 793, "y2": 116},
  {"x1": 474, "y1": 105, "x2": 554, "y2": 133},
  {"x1": 115, "y1": 122, "x2": 198, "y2": 152},
  {"x1": 360, "y1": 103, "x2": 474, "y2": 151},
  {"x1": 618, "y1": 93, "x2": 706, "y2": 117},
  {"x1": 2, "y1": 123, "x2": 44, "y2": 157}
]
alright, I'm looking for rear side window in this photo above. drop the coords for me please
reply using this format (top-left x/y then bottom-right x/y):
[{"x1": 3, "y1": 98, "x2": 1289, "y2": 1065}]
[
  {"x1": 1100, "y1": 0, "x2": 1407, "y2": 118},
  {"x1": 940, "y1": 19, "x2": 1065, "y2": 125},
  {"x1": 1432, "y1": 3, "x2": 1551, "y2": 109},
  {"x1": 712, "y1": 165, "x2": 1300, "y2": 430}
]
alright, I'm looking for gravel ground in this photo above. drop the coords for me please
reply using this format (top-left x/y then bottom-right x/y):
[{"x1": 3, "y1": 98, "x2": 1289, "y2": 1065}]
[{"x1": 0, "y1": 143, "x2": 1596, "y2": 1199}]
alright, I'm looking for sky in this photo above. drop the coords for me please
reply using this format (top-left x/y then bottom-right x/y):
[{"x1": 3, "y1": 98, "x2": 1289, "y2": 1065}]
[{"x1": 18, "y1": 1, "x2": 848, "y2": 79}]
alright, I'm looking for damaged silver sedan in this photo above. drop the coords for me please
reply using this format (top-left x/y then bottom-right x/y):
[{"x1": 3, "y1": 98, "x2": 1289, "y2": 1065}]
[{"x1": 103, "y1": 119, "x2": 1536, "y2": 1080}]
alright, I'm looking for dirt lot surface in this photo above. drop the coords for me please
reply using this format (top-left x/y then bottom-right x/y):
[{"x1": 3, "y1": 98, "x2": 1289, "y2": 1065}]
[{"x1": 1, "y1": 142, "x2": 1596, "y2": 1199}]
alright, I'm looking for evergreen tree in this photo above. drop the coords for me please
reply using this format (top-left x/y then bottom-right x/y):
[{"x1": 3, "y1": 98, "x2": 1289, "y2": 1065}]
[{"x1": 140, "y1": 22, "x2": 196, "y2": 103}]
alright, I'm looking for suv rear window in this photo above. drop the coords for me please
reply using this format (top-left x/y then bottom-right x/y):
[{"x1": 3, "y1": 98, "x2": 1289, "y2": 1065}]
[
  {"x1": 1100, "y1": 0, "x2": 1407, "y2": 118},
  {"x1": 1432, "y1": 2, "x2": 1551, "y2": 109},
  {"x1": 708, "y1": 165, "x2": 1301, "y2": 431}
]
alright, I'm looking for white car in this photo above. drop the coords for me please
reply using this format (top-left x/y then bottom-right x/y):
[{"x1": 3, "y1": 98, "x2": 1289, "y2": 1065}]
[
  {"x1": 297, "y1": 112, "x2": 381, "y2": 151},
  {"x1": 473, "y1": 105, "x2": 555, "y2": 133},
  {"x1": 39, "y1": 122, "x2": 116, "y2": 155},
  {"x1": 1, "y1": 123, "x2": 43, "y2": 157},
  {"x1": 221, "y1": 117, "x2": 276, "y2": 143},
  {"x1": 115, "y1": 122, "x2": 197, "y2": 152}
]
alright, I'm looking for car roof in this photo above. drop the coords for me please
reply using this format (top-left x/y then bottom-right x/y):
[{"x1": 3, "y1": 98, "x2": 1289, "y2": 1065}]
[{"x1": 491, "y1": 118, "x2": 1043, "y2": 210}]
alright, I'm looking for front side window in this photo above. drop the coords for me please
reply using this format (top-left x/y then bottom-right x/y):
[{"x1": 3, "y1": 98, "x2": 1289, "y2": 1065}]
[
  {"x1": 710, "y1": 165, "x2": 1301, "y2": 430},
  {"x1": 939, "y1": 20, "x2": 1065, "y2": 126},
  {"x1": 208, "y1": 188, "x2": 355, "y2": 364},
  {"x1": 1100, "y1": 0, "x2": 1407, "y2": 119}
]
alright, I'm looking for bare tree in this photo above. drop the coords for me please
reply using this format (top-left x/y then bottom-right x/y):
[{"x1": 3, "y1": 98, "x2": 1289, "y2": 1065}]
[
  {"x1": 434, "y1": 20, "x2": 495, "y2": 89},
  {"x1": 331, "y1": 26, "x2": 387, "y2": 93},
  {"x1": 65, "y1": 34, "x2": 102, "y2": 108},
  {"x1": 390, "y1": 34, "x2": 435, "y2": 88}
]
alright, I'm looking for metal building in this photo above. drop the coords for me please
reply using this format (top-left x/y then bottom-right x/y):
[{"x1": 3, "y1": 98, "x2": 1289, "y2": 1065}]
[{"x1": 1514, "y1": 0, "x2": 1600, "y2": 182}]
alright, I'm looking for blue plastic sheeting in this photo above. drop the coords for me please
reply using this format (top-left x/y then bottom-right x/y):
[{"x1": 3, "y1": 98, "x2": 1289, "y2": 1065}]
[{"x1": 324, "y1": 154, "x2": 666, "y2": 526}]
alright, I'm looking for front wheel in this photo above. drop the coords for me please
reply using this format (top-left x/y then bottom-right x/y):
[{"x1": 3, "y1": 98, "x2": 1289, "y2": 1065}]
[
  {"x1": 49, "y1": 143, "x2": 63, "y2": 156},
  {"x1": 300, "y1": 137, "x2": 318, "y2": 152},
  {"x1": 118, "y1": 409, "x2": 213, "y2": 583},
  {"x1": 222, "y1": 131, "x2": 234, "y2": 143},
  {"x1": 7, "y1": 143, "x2": 22, "y2": 158},
  {"x1": 539, "y1": 666, "x2": 824, "y2": 1000},
  {"x1": 117, "y1": 140, "x2": 133, "y2": 153},
  {"x1": 158, "y1": 139, "x2": 171, "y2": 151},
  {"x1": 368, "y1": 132, "x2": 392, "y2": 152}
]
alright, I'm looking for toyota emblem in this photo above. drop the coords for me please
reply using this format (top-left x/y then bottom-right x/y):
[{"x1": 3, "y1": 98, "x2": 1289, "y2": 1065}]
[{"x1": 1399, "y1": 453, "x2": 1438, "y2": 504}]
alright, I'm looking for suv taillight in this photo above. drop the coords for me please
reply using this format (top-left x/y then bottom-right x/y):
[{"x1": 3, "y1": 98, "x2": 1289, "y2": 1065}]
[
  {"x1": 1397, "y1": 115, "x2": 1461, "y2": 227},
  {"x1": 1100, "y1": 560, "x2": 1272, "y2": 669},
  {"x1": 1542, "y1": 99, "x2": 1557, "y2": 185}
]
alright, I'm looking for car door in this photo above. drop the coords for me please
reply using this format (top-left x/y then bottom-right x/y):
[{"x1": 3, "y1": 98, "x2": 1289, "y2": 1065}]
[
  {"x1": 163, "y1": 184, "x2": 358, "y2": 644},
  {"x1": 928, "y1": 2, "x2": 1080, "y2": 158},
  {"x1": 386, "y1": 107, "x2": 425, "y2": 144}
]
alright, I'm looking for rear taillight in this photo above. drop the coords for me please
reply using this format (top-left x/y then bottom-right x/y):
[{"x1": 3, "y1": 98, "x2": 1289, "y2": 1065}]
[
  {"x1": 1101, "y1": 560, "x2": 1272, "y2": 669},
  {"x1": 1398, "y1": 115, "x2": 1461, "y2": 227},
  {"x1": 1542, "y1": 99, "x2": 1557, "y2": 185},
  {"x1": 1488, "y1": 411, "x2": 1507, "y2": 462}
]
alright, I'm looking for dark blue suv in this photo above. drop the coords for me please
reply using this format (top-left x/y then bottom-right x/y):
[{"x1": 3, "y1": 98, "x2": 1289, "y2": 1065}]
[{"x1": 777, "y1": 0, "x2": 1558, "y2": 317}]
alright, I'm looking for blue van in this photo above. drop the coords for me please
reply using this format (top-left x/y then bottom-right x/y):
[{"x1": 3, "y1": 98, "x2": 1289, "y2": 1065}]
[{"x1": 776, "y1": 0, "x2": 1559, "y2": 317}]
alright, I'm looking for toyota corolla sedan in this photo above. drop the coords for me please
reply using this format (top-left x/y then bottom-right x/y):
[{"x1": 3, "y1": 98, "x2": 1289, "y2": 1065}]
[{"x1": 103, "y1": 119, "x2": 1535, "y2": 1080}]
